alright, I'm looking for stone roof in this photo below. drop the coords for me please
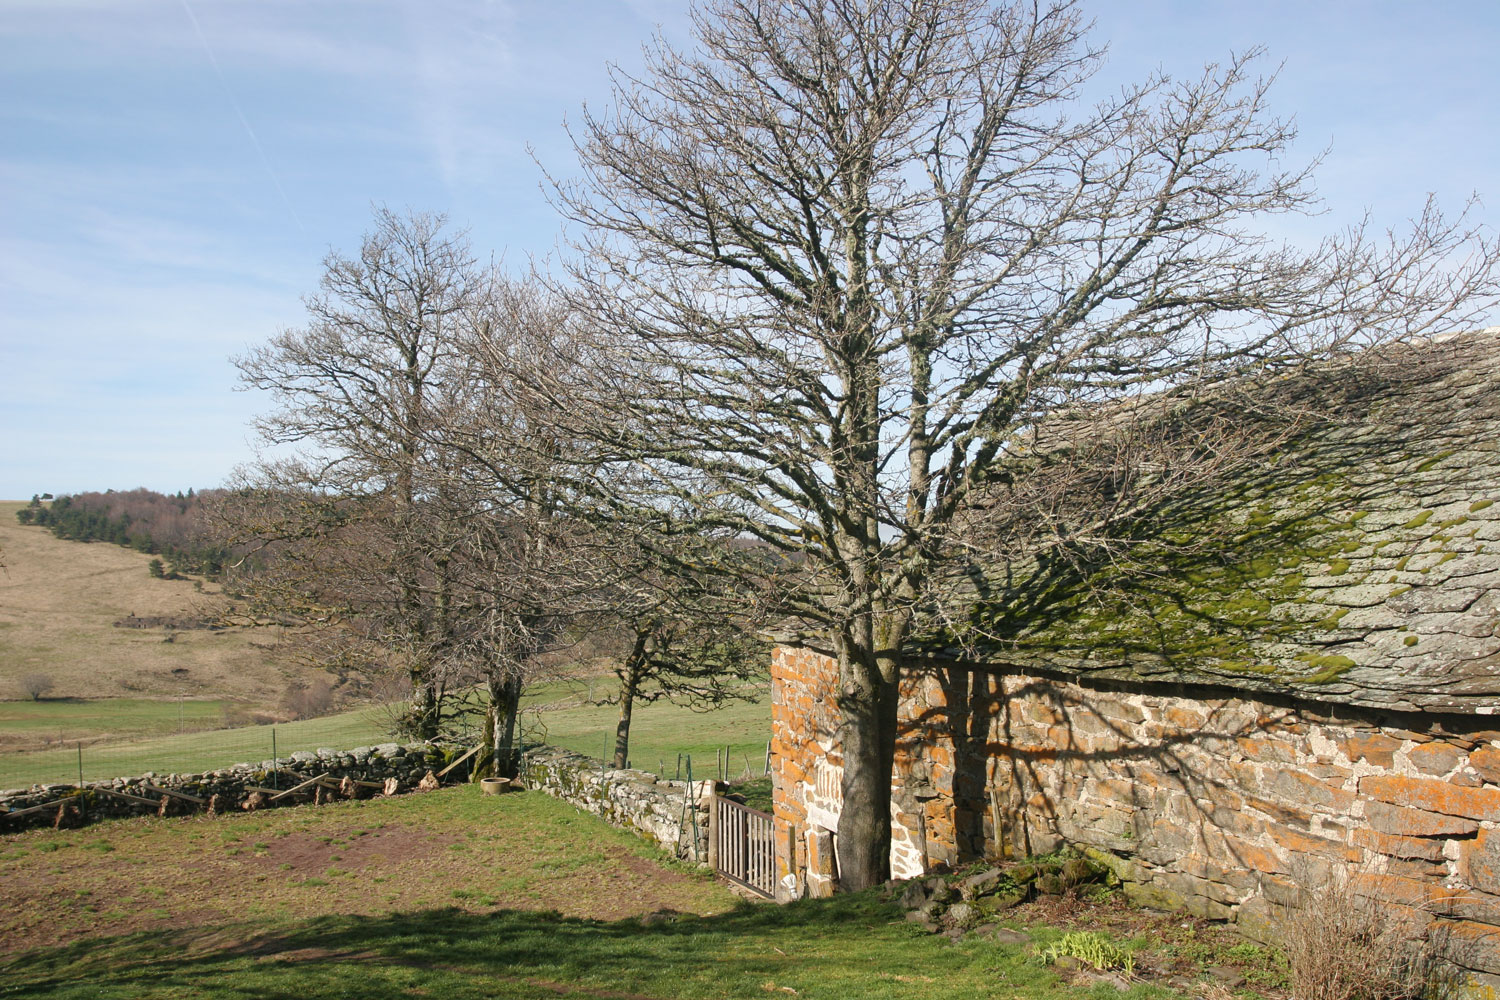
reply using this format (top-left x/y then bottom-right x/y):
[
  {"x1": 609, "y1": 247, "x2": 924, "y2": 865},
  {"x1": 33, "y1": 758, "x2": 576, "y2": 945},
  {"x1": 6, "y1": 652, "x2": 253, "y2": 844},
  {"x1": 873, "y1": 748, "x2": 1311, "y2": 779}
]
[{"x1": 953, "y1": 330, "x2": 1500, "y2": 715}]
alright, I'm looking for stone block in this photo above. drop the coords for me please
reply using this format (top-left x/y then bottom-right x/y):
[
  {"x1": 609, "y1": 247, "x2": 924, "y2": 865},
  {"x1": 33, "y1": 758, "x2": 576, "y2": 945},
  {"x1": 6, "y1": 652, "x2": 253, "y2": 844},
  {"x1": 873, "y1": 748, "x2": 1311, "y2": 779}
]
[
  {"x1": 1352, "y1": 827, "x2": 1450, "y2": 861},
  {"x1": 1448, "y1": 890, "x2": 1500, "y2": 929},
  {"x1": 1359, "y1": 775, "x2": 1500, "y2": 821},
  {"x1": 1268, "y1": 825, "x2": 1361, "y2": 863},
  {"x1": 1265, "y1": 768, "x2": 1357, "y2": 811},
  {"x1": 1237, "y1": 737, "x2": 1297, "y2": 763},
  {"x1": 1409, "y1": 742, "x2": 1465, "y2": 776},
  {"x1": 1365, "y1": 799, "x2": 1483, "y2": 837},
  {"x1": 1472, "y1": 745, "x2": 1500, "y2": 786},
  {"x1": 1434, "y1": 920, "x2": 1500, "y2": 975},
  {"x1": 1235, "y1": 896, "x2": 1286, "y2": 946},
  {"x1": 1123, "y1": 879, "x2": 1188, "y2": 913},
  {"x1": 1340, "y1": 732, "x2": 1401, "y2": 768},
  {"x1": 1220, "y1": 835, "x2": 1284, "y2": 875},
  {"x1": 1463, "y1": 829, "x2": 1500, "y2": 895}
]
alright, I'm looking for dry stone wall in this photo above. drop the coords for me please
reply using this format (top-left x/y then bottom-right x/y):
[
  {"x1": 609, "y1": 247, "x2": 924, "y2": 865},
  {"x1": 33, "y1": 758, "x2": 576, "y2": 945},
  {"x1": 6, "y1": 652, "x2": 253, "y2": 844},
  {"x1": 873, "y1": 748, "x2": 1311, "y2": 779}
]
[
  {"x1": 0, "y1": 741, "x2": 453, "y2": 829},
  {"x1": 521, "y1": 746, "x2": 710, "y2": 862},
  {"x1": 770, "y1": 644, "x2": 1500, "y2": 987}
]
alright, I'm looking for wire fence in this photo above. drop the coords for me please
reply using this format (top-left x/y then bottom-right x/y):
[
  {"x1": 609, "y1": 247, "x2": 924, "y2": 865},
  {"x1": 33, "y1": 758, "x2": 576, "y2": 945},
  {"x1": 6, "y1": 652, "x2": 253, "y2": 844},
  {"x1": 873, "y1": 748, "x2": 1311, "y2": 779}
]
[{"x1": 0, "y1": 712, "x2": 394, "y2": 791}]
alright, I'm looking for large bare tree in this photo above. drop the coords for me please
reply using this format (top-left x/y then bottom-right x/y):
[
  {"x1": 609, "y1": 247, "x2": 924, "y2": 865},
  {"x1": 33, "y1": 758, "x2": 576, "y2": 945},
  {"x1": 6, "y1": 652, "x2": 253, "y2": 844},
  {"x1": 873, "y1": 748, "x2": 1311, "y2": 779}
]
[
  {"x1": 232, "y1": 208, "x2": 483, "y2": 739},
  {"x1": 539, "y1": 0, "x2": 1500, "y2": 888}
]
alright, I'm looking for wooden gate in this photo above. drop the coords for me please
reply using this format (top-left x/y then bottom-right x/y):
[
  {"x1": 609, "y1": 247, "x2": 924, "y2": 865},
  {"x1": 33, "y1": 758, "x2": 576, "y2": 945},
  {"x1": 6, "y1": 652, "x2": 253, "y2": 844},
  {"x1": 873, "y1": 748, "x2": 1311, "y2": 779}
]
[{"x1": 714, "y1": 796, "x2": 775, "y2": 897}]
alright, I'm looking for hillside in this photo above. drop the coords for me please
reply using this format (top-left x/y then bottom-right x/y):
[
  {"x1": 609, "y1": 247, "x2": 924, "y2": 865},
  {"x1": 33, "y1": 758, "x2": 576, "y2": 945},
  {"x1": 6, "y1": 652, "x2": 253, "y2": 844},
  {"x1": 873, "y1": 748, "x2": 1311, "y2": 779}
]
[{"x1": 0, "y1": 500, "x2": 300, "y2": 712}]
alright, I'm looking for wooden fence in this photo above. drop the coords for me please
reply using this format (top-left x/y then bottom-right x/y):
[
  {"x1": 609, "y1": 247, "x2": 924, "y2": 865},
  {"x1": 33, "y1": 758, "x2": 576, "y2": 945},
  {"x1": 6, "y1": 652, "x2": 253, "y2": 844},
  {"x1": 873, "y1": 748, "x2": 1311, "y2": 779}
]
[{"x1": 713, "y1": 795, "x2": 775, "y2": 897}]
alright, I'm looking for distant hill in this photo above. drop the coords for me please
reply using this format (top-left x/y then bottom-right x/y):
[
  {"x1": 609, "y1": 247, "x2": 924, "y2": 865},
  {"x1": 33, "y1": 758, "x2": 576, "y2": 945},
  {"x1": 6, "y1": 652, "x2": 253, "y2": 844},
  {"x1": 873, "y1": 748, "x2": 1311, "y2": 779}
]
[
  {"x1": 16, "y1": 488, "x2": 230, "y2": 577},
  {"x1": 0, "y1": 500, "x2": 300, "y2": 706}
]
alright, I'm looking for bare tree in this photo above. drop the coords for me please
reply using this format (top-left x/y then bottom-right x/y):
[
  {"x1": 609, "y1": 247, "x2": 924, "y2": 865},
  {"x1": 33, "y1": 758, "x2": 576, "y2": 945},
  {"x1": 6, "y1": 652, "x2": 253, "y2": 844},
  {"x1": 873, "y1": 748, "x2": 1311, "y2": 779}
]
[
  {"x1": 20, "y1": 673, "x2": 54, "y2": 702},
  {"x1": 455, "y1": 277, "x2": 783, "y2": 772},
  {"x1": 231, "y1": 208, "x2": 482, "y2": 739},
  {"x1": 537, "y1": 0, "x2": 1500, "y2": 888},
  {"x1": 595, "y1": 541, "x2": 772, "y2": 769}
]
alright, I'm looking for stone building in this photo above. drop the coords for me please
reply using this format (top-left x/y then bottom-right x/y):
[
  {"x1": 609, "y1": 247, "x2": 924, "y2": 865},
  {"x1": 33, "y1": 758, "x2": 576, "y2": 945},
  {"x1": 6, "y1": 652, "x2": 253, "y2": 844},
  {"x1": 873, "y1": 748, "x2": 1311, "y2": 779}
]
[{"x1": 768, "y1": 331, "x2": 1500, "y2": 983}]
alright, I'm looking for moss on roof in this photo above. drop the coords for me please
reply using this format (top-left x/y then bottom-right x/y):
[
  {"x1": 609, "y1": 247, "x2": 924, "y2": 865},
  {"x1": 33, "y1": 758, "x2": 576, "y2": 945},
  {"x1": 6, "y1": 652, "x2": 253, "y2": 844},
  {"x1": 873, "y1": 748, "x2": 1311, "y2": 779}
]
[{"x1": 951, "y1": 331, "x2": 1500, "y2": 715}]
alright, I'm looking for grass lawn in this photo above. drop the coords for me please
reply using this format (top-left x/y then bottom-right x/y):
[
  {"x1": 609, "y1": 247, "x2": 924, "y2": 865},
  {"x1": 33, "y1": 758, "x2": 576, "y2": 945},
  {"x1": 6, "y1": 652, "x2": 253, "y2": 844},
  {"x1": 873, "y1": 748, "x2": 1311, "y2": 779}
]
[
  {"x1": 0, "y1": 784, "x2": 1208, "y2": 1000},
  {"x1": 522, "y1": 681, "x2": 771, "y2": 781}
]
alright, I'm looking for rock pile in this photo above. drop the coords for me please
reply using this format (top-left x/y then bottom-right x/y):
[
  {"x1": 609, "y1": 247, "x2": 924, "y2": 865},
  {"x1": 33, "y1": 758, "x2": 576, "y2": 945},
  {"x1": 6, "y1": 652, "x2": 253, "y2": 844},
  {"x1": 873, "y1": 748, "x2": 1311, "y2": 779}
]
[{"x1": 893, "y1": 850, "x2": 1109, "y2": 939}]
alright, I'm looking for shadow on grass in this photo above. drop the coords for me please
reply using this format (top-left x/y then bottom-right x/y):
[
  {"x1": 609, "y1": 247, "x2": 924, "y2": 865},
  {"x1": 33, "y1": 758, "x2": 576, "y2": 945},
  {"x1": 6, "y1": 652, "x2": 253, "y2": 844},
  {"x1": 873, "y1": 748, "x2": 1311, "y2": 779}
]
[{"x1": 1, "y1": 892, "x2": 1069, "y2": 1000}]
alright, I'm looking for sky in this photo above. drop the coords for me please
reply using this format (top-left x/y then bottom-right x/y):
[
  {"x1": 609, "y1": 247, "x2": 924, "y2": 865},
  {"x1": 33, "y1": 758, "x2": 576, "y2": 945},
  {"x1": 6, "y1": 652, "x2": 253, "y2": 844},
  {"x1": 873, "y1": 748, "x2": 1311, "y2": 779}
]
[{"x1": 2, "y1": 0, "x2": 1498, "y2": 500}]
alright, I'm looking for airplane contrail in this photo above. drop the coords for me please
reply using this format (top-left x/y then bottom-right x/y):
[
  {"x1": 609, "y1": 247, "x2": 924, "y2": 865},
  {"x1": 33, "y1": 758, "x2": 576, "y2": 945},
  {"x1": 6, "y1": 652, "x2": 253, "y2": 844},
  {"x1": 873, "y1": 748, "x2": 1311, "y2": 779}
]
[{"x1": 179, "y1": 0, "x2": 306, "y2": 233}]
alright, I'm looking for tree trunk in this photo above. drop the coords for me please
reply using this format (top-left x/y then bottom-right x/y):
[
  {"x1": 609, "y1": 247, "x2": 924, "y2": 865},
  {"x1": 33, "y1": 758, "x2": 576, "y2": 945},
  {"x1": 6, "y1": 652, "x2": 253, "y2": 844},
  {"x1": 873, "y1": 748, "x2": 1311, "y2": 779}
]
[
  {"x1": 612, "y1": 632, "x2": 649, "y2": 768},
  {"x1": 488, "y1": 673, "x2": 523, "y2": 779},
  {"x1": 409, "y1": 675, "x2": 440, "y2": 740},
  {"x1": 833, "y1": 633, "x2": 900, "y2": 891}
]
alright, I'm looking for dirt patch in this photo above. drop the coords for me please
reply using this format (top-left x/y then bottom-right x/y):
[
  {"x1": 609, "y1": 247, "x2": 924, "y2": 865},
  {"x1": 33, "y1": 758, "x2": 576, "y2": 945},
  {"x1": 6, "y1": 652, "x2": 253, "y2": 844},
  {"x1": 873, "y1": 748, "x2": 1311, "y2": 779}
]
[{"x1": 244, "y1": 826, "x2": 455, "y2": 874}]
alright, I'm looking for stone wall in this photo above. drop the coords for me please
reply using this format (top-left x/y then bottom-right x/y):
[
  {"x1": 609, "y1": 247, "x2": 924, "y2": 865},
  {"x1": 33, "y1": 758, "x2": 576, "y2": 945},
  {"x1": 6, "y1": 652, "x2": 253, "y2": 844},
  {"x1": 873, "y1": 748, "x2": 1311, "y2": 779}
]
[
  {"x1": 521, "y1": 746, "x2": 711, "y2": 862},
  {"x1": 1, "y1": 741, "x2": 715, "y2": 868},
  {"x1": 770, "y1": 644, "x2": 1500, "y2": 985},
  {"x1": 0, "y1": 741, "x2": 456, "y2": 829}
]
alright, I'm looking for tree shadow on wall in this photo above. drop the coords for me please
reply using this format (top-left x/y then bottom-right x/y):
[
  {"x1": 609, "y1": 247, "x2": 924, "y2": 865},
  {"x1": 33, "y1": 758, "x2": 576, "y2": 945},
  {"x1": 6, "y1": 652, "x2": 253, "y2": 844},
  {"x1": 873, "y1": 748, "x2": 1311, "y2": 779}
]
[
  {"x1": 948, "y1": 338, "x2": 1475, "y2": 685},
  {"x1": 895, "y1": 339, "x2": 1486, "y2": 905}
]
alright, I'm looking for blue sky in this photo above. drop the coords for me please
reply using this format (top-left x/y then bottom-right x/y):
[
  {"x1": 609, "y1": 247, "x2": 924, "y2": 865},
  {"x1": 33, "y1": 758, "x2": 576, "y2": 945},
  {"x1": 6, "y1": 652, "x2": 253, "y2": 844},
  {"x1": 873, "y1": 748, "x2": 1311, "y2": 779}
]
[{"x1": 2, "y1": 1, "x2": 1497, "y2": 500}]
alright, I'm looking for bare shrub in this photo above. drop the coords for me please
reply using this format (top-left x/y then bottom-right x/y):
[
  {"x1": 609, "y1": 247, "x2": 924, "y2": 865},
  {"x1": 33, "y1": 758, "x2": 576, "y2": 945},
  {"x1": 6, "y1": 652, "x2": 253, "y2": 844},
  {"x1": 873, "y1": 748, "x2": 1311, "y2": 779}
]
[
  {"x1": 221, "y1": 703, "x2": 278, "y2": 728},
  {"x1": 20, "y1": 673, "x2": 54, "y2": 701},
  {"x1": 1283, "y1": 870, "x2": 1443, "y2": 1000},
  {"x1": 280, "y1": 677, "x2": 336, "y2": 721}
]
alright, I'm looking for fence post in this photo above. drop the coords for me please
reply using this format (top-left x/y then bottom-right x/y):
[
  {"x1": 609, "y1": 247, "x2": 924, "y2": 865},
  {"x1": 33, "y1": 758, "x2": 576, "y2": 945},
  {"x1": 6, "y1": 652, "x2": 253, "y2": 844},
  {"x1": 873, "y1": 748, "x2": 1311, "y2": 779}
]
[
  {"x1": 77, "y1": 743, "x2": 85, "y2": 820},
  {"x1": 271, "y1": 727, "x2": 278, "y2": 791},
  {"x1": 706, "y1": 779, "x2": 719, "y2": 871},
  {"x1": 687, "y1": 755, "x2": 699, "y2": 862}
]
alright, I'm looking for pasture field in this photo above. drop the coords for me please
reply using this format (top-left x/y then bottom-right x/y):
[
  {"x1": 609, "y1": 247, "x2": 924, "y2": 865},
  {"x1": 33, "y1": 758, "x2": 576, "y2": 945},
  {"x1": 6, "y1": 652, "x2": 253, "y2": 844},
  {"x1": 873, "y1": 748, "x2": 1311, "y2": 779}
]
[
  {"x1": 0, "y1": 784, "x2": 1237, "y2": 1000},
  {"x1": 0, "y1": 696, "x2": 231, "y2": 746},
  {"x1": 0, "y1": 706, "x2": 395, "y2": 789},
  {"x1": 0, "y1": 680, "x2": 770, "y2": 788},
  {"x1": 524, "y1": 680, "x2": 771, "y2": 780},
  {"x1": 1, "y1": 498, "x2": 773, "y2": 787},
  {"x1": 0, "y1": 500, "x2": 300, "y2": 705}
]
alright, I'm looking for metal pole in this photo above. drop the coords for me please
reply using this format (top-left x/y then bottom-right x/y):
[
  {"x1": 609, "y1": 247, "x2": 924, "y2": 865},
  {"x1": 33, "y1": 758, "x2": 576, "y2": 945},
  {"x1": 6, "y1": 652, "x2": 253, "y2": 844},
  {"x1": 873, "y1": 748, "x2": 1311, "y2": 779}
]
[
  {"x1": 272, "y1": 727, "x2": 278, "y2": 791},
  {"x1": 77, "y1": 743, "x2": 85, "y2": 820},
  {"x1": 687, "y1": 755, "x2": 700, "y2": 862}
]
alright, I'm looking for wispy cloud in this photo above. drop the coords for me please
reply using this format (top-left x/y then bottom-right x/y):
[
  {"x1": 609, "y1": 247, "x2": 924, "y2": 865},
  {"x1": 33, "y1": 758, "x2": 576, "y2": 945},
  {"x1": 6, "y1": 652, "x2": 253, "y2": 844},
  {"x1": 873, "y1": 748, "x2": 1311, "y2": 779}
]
[{"x1": 179, "y1": 0, "x2": 305, "y2": 232}]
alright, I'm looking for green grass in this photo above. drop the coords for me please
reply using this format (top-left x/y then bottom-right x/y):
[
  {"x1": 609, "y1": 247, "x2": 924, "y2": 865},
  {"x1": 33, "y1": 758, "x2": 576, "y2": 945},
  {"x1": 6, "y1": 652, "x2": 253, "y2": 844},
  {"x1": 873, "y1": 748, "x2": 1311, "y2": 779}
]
[
  {"x1": 0, "y1": 896, "x2": 1177, "y2": 1000},
  {"x1": 521, "y1": 681, "x2": 770, "y2": 780},
  {"x1": 0, "y1": 706, "x2": 392, "y2": 788},
  {"x1": 0, "y1": 697, "x2": 231, "y2": 740}
]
